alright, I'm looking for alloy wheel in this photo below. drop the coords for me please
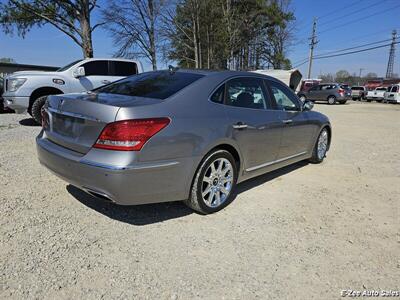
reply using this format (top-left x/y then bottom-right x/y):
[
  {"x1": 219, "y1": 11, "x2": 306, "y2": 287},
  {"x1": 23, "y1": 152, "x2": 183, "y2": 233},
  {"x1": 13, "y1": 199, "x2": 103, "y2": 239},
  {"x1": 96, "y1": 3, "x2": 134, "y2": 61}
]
[
  {"x1": 328, "y1": 97, "x2": 336, "y2": 105},
  {"x1": 317, "y1": 129, "x2": 328, "y2": 160},
  {"x1": 201, "y1": 158, "x2": 234, "y2": 208}
]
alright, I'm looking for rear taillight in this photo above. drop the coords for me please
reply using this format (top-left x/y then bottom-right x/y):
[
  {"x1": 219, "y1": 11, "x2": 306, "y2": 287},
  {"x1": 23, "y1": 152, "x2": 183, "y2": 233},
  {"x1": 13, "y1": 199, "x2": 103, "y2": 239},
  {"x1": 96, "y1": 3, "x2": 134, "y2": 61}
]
[
  {"x1": 338, "y1": 88, "x2": 344, "y2": 95},
  {"x1": 93, "y1": 118, "x2": 170, "y2": 151},
  {"x1": 41, "y1": 109, "x2": 49, "y2": 128}
]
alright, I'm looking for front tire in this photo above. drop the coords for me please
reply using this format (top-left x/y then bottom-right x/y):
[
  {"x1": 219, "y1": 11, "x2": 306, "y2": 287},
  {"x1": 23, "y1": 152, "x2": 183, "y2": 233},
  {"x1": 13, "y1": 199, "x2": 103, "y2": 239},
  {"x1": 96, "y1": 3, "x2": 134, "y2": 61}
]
[
  {"x1": 184, "y1": 150, "x2": 238, "y2": 214},
  {"x1": 31, "y1": 96, "x2": 48, "y2": 124},
  {"x1": 309, "y1": 128, "x2": 329, "y2": 164}
]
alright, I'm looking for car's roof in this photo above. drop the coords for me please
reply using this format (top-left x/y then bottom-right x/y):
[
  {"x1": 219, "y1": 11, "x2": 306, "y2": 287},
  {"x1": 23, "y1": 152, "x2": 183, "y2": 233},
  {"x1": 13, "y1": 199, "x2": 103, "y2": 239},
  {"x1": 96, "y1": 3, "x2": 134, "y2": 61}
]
[
  {"x1": 81, "y1": 57, "x2": 141, "y2": 63},
  {"x1": 174, "y1": 69, "x2": 280, "y2": 81}
]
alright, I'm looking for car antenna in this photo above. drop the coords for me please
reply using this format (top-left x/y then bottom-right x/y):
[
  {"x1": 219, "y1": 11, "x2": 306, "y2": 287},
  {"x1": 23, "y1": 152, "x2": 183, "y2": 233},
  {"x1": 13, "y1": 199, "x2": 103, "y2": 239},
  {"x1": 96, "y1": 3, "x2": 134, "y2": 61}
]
[{"x1": 168, "y1": 65, "x2": 179, "y2": 74}]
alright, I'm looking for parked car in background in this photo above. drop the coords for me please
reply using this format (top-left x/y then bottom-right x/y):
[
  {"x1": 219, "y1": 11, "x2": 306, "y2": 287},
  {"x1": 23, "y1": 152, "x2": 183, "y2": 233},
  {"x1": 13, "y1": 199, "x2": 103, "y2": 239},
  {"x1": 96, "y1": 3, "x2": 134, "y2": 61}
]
[
  {"x1": 3, "y1": 58, "x2": 143, "y2": 123},
  {"x1": 384, "y1": 84, "x2": 400, "y2": 103},
  {"x1": 366, "y1": 87, "x2": 387, "y2": 102},
  {"x1": 299, "y1": 79, "x2": 322, "y2": 93},
  {"x1": 297, "y1": 83, "x2": 351, "y2": 104},
  {"x1": 37, "y1": 70, "x2": 331, "y2": 214},
  {"x1": 351, "y1": 86, "x2": 366, "y2": 100}
]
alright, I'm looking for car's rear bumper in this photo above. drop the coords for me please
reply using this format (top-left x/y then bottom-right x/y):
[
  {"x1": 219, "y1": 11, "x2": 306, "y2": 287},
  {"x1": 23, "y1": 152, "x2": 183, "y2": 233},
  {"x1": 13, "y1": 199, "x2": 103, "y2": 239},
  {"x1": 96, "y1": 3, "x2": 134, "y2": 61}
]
[
  {"x1": 36, "y1": 132, "x2": 198, "y2": 205},
  {"x1": 3, "y1": 95, "x2": 29, "y2": 113}
]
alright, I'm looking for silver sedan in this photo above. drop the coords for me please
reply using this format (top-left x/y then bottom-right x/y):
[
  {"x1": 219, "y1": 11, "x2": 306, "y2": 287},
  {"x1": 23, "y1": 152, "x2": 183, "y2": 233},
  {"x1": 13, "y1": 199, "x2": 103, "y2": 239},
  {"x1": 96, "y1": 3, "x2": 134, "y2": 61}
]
[{"x1": 36, "y1": 70, "x2": 331, "y2": 214}]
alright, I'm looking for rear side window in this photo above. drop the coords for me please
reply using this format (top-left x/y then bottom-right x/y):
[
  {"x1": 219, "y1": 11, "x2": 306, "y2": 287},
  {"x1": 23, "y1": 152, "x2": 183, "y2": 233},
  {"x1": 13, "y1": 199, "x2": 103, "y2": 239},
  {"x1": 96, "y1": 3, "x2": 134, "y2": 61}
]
[
  {"x1": 392, "y1": 86, "x2": 399, "y2": 92},
  {"x1": 309, "y1": 85, "x2": 320, "y2": 91},
  {"x1": 95, "y1": 71, "x2": 204, "y2": 99},
  {"x1": 210, "y1": 85, "x2": 225, "y2": 103},
  {"x1": 82, "y1": 60, "x2": 109, "y2": 76},
  {"x1": 225, "y1": 77, "x2": 269, "y2": 110},
  {"x1": 112, "y1": 61, "x2": 138, "y2": 76}
]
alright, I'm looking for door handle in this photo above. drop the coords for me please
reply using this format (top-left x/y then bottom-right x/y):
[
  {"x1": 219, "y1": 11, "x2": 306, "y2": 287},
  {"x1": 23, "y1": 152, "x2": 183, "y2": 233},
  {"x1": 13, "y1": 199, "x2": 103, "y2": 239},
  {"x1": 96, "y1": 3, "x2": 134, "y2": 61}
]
[
  {"x1": 101, "y1": 80, "x2": 111, "y2": 84},
  {"x1": 232, "y1": 122, "x2": 248, "y2": 129},
  {"x1": 282, "y1": 119, "x2": 293, "y2": 124}
]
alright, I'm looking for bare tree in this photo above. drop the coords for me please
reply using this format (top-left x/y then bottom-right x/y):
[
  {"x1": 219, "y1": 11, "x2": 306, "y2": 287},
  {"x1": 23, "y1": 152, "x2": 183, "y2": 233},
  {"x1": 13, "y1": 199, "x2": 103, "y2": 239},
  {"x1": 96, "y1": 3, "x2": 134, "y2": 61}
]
[
  {"x1": 103, "y1": 0, "x2": 166, "y2": 70},
  {"x1": 0, "y1": 0, "x2": 103, "y2": 58}
]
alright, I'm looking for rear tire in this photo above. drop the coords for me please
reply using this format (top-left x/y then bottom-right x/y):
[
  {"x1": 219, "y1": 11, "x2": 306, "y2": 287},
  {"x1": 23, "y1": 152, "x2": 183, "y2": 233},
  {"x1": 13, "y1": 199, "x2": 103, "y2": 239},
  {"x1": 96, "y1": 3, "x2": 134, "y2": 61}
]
[
  {"x1": 309, "y1": 128, "x2": 329, "y2": 164},
  {"x1": 327, "y1": 96, "x2": 336, "y2": 105},
  {"x1": 184, "y1": 150, "x2": 238, "y2": 214},
  {"x1": 31, "y1": 96, "x2": 48, "y2": 124},
  {"x1": 339, "y1": 100, "x2": 347, "y2": 104}
]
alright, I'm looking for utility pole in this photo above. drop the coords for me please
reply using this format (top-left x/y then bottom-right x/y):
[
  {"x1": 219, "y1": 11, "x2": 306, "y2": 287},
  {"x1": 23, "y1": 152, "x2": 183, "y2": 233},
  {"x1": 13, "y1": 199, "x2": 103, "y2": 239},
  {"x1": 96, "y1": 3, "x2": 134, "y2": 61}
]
[
  {"x1": 307, "y1": 17, "x2": 318, "y2": 79},
  {"x1": 386, "y1": 30, "x2": 397, "y2": 78},
  {"x1": 358, "y1": 68, "x2": 364, "y2": 86}
]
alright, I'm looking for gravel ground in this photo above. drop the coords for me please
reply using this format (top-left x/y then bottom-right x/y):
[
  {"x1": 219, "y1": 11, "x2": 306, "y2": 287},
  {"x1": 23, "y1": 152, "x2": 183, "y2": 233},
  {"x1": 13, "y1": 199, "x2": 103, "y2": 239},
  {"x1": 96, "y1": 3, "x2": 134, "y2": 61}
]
[{"x1": 1, "y1": 102, "x2": 399, "y2": 299}]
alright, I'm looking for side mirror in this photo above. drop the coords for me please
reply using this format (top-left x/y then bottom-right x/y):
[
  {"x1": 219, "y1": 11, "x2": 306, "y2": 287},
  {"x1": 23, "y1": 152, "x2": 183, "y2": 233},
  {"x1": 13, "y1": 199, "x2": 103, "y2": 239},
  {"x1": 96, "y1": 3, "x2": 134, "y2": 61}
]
[
  {"x1": 303, "y1": 100, "x2": 314, "y2": 111},
  {"x1": 73, "y1": 66, "x2": 85, "y2": 78}
]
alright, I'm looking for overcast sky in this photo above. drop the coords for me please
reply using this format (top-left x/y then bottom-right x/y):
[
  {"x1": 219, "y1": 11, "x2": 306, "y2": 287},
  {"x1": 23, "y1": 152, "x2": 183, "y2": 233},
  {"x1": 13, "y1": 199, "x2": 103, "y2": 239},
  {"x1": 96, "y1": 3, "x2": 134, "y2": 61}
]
[{"x1": 0, "y1": 0, "x2": 399, "y2": 77}]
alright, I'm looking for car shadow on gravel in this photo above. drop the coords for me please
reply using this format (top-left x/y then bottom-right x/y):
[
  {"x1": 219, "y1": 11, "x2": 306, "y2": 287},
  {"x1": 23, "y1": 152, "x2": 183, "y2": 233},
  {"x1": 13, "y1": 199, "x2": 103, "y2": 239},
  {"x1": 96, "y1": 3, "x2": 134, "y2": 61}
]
[
  {"x1": 233, "y1": 160, "x2": 309, "y2": 197},
  {"x1": 19, "y1": 118, "x2": 40, "y2": 126},
  {"x1": 67, "y1": 185, "x2": 193, "y2": 226}
]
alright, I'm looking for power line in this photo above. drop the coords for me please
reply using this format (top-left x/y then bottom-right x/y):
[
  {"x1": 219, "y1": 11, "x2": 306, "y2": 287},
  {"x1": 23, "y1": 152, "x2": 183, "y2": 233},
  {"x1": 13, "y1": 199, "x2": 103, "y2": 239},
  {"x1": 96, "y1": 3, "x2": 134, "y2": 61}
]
[
  {"x1": 316, "y1": 0, "x2": 365, "y2": 20},
  {"x1": 318, "y1": 3, "x2": 400, "y2": 35},
  {"x1": 313, "y1": 42, "x2": 399, "y2": 60},
  {"x1": 314, "y1": 38, "x2": 396, "y2": 58},
  {"x1": 318, "y1": 0, "x2": 384, "y2": 27},
  {"x1": 293, "y1": 59, "x2": 309, "y2": 68},
  {"x1": 296, "y1": 0, "x2": 376, "y2": 37},
  {"x1": 293, "y1": 36, "x2": 398, "y2": 67}
]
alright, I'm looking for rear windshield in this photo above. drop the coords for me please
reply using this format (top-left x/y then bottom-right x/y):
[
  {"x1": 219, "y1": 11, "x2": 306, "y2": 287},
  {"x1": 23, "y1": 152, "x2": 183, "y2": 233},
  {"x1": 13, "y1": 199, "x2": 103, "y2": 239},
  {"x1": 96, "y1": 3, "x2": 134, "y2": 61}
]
[
  {"x1": 95, "y1": 71, "x2": 204, "y2": 99},
  {"x1": 351, "y1": 87, "x2": 364, "y2": 90}
]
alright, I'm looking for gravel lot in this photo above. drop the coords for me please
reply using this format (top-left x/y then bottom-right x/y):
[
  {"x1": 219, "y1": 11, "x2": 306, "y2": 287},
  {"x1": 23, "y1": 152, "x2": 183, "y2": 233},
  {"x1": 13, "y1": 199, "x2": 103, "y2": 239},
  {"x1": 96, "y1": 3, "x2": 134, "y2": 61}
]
[{"x1": 1, "y1": 102, "x2": 399, "y2": 299}]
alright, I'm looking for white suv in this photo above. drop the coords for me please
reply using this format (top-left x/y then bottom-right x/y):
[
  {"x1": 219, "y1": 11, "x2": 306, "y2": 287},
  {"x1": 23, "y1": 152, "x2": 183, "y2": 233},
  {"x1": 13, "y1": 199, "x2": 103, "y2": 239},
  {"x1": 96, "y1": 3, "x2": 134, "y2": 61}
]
[
  {"x1": 384, "y1": 84, "x2": 400, "y2": 103},
  {"x1": 3, "y1": 58, "x2": 143, "y2": 123}
]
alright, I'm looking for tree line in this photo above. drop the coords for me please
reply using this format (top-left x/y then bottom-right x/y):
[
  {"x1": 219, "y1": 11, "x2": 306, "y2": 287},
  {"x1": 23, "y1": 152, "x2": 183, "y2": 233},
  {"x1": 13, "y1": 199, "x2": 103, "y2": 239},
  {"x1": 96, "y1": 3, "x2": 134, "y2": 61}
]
[
  {"x1": 319, "y1": 70, "x2": 399, "y2": 86},
  {"x1": 0, "y1": 0, "x2": 295, "y2": 71}
]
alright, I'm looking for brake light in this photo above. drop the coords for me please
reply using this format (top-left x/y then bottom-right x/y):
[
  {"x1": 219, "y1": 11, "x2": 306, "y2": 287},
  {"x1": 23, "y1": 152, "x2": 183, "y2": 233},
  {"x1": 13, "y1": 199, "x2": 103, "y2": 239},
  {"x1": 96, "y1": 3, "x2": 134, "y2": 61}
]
[
  {"x1": 93, "y1": 118, "x2": 170, "y2": 151},
  {"x1": 41, "y1": 109, "x2": 49, "y2": 128},
  {"x1": 338, "y1": 88, "x2": 345, "y2": 96}
]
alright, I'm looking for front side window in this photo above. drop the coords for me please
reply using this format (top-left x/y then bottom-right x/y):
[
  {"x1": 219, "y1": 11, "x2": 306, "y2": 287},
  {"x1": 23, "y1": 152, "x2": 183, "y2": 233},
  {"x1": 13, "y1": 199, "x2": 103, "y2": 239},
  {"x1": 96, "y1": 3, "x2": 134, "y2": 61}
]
[
  {"x1": 321, "y1": 85, "x2": 333, "y2": 90},
  {"x1": 57, "y1": 59, "x2": 83, "y2": 72},
  {"x1": 94, "y1": 71, "x2": 204, "y2": 100},
  {"x1": 82, "y1": 61, "x2": 109, "y2": 76},
  {"x1": 268, "y1": 80, "x2": 301, "y2": 111},
  {"x1": 225, "y1": 77, "x2": 268, "y2": 110},
  {"x1": 392, "y1": 85, "x2": 399, "y2": 92}
]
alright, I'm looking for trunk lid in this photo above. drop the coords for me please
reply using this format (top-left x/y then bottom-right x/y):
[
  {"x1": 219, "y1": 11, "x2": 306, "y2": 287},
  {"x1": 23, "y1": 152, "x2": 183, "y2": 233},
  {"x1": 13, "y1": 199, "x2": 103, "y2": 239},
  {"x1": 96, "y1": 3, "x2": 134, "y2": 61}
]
[{"x1": 44, "y1": 92, "x2": 160, "y2": 154}]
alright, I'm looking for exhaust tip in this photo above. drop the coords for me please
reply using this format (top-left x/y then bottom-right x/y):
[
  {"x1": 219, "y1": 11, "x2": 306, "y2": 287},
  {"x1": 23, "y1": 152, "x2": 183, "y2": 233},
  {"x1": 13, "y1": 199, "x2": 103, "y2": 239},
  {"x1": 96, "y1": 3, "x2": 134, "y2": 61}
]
[{"x1": 82, "y1": 187, "x2": 114, "y2": 203}]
